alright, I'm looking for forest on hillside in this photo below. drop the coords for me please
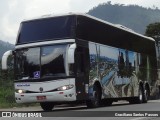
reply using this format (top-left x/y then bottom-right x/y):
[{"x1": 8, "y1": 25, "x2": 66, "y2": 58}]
[{"x1": 88, "y1": 2, "x2": 160, "y2": 34}]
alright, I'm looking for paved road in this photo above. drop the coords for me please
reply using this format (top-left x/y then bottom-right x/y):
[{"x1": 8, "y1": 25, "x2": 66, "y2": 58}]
[{"x1": 0, "y1": 100, "x2": 160, "y2": 120}]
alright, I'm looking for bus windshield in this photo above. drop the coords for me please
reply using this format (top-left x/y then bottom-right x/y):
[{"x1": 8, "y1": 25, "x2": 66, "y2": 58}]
[
  {"x1": 15, "y1": 44, "x2": 67, "y2": 80},
  {"x1": 17, "y1": 16, "x2": 75, "y2": 44}
]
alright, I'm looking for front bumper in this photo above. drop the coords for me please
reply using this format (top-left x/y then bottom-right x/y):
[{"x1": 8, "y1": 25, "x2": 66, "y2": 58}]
[{"x1": 15, "y1": 89, "x2": 76, "y2": 103}]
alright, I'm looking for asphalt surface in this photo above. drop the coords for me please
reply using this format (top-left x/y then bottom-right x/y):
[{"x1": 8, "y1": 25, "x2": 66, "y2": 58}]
[{"x1": 0, "y1": 100, "x2": 160, "y2": 120}]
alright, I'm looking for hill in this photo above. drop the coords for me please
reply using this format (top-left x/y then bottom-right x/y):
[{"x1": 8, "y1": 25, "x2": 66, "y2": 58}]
[
  {"x1": 0, "y1": 40, "x2": 14, "y2": 59},
  {"x1": 87, "y1": 2, "x2": 160, "y2": 34}
]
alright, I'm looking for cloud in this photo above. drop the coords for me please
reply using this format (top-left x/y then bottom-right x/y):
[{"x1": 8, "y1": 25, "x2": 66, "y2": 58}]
[
  {"x1": 24, "y1": 0, "x2": 70, "y2": 18},
  {"x1": 69, "y1": 0, "x2": 107, "y2": 13},
  {"x1": 0, "y1": 0, "x2": 27, "y2": 44},
  {"x1": 0, "y1": 0, "x2": 72, "y2": 44}
]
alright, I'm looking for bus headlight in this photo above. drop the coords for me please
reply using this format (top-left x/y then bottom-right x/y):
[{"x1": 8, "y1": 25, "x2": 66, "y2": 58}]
[
  {"x1": 57, "y1": 85, "x2": 74, "y2": 91},
  {"x1": 15, "y1": 89, "x2": 26, "y2": 94}
]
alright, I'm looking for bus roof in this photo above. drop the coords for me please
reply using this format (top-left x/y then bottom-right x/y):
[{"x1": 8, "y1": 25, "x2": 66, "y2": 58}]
[{"x1": 22, "y1": 13, "x2": 155, "y2": 42}]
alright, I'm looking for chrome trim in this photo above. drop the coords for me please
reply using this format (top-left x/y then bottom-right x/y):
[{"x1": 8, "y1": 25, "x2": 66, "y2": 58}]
[{"x1": 15, "y1": 39, "x2": 75, "y2": 49}]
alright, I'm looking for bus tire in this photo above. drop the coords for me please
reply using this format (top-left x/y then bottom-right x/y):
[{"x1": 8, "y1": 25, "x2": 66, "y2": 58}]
[
  {"x1": 143, "y1": 89, "x2": 149, "y2": 103},
  {"x1": 40, "y1": 102, "x2": 54, "y2": 111},
  {"x1": 135, "y1": 86, "x2": 143, "y2": 104},
  {"x1": 86, "y1": 85, "x2": 101, "y2": 108},
  {"x1": 129, "y1": 86, "x2": 143, "y2": 104}
]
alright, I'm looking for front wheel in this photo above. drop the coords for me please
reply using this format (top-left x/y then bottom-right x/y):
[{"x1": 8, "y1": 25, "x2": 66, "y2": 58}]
[
  {"x1": 86, "y1": 85, "x2": 101, "y2": 108},
  {"x1": 40, "y1": 102, "x2": 54, "y2": 111}
]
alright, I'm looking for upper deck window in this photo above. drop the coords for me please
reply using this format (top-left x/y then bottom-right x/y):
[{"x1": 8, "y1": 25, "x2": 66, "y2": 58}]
[{"x1": 17, "y1": 16, "x2": 75, "y2": 45}]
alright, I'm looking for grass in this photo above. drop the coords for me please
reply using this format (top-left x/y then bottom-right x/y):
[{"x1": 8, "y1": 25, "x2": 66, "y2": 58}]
[
  {"x1": 0, "y1": 86, "x2": 16, "y2": 108},
  {"x1": 0, "y1": 64, "x2": 40, "y2": 108},
  {"x1": 0, "y1": 83, "x2": 39, "y2": 109}
]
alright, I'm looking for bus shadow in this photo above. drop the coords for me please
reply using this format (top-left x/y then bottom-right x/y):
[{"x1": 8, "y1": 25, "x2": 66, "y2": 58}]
[
  {"x1": 37, "y1": 106, "x2": 87, "y2": 113},
  {"x1": 37, "y1": 102, "x2": 136, "y2": 113}
]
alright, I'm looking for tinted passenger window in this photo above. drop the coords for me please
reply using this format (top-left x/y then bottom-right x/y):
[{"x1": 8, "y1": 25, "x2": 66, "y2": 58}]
[{"x1": 17, "y1": 16, "x2": 75, "y2": 44}]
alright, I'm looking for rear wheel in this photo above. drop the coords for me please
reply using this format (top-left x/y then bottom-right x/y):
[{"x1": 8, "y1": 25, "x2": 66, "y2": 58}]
[
  {"x1": 143, "y1": 89, "x2": 149, "y2": 103},
  {"x1": 137, "y1": 86, "x2": 143, "y2": 103},
  {"x1": 86, "y1": 85, "x2": 101, "y2": 108},
  {"x1": 40, "y1": 102, "x2": 54, "y2": 111},
  {"x1": 129, "y1": 86, "x2": 143, "y2": 104}
]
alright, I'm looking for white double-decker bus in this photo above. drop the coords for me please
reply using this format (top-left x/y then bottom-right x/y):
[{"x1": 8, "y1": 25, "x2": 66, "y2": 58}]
[{"x1": 2, "y1": 13, "x2": 160, "y2": 111}]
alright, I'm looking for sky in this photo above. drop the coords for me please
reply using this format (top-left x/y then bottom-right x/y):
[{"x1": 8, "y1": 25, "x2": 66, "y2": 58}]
[{"x1": 0, "y1": 0, "x2": 160, "y2": 44}]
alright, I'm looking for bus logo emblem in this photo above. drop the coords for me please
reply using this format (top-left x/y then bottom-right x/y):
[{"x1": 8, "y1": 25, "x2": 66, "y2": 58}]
[{"x1": 39, "y1": 87, "x2": 43, "y2": 92}]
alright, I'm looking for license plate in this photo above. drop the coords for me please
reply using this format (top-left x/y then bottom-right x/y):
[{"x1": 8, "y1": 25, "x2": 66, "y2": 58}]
[{"x1": 37, "y1": 96, "x2": 46, "y2": 100}]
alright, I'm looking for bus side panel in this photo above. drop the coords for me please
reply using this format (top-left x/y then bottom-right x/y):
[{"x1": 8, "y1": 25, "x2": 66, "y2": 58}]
[{"x1": 89, "y1": 42, "x2": 141, "y2": 99}]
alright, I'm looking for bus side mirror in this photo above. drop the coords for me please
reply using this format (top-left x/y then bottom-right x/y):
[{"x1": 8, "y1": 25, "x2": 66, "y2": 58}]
[
  {"x1": 68, "y1": 43, "x2": 76, "y2": 64},
  {"x1": 2, "y1": 50, "x2": 13, "y2": 70}
]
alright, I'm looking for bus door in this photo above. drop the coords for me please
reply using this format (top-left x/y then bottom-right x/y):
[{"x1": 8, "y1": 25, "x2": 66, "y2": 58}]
[
  {"x1": 75, "y1": 47, "x2": 89, "y2": 100},
  {"x1": 155, "y1": 39, "x2": 160, "y2": 84}
]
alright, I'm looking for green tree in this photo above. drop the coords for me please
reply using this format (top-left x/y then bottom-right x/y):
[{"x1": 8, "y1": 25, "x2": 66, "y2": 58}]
[{"x1": 145, "y1": 22, "x2": 160, "y2": 37}]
